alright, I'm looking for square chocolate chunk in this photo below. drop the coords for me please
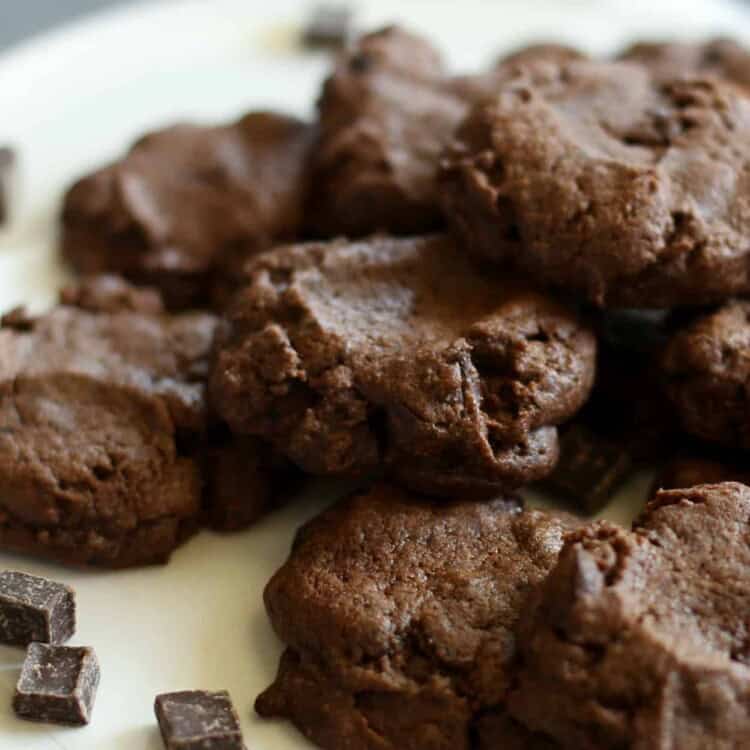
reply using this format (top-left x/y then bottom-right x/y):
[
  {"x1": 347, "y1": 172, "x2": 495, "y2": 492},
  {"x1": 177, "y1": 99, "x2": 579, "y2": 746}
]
[
  {"x1": 155, "y1": 690, "x2": 245, "y2": 749},
  {"x1": 13, "y1": 643, "x2": 100, "y2": 726},
  {"x1": 302, "y1": 5, "x2": 353, "y2": 49},
  {"x1": 0, "y1": 570, "x2": 75, "y2": 646},
  {"x1": 0, "y1": 145, "x2": 16, "y2": 226},
  {"x1": 542, "y1": 425, "x2": 633, "y2": 514}
]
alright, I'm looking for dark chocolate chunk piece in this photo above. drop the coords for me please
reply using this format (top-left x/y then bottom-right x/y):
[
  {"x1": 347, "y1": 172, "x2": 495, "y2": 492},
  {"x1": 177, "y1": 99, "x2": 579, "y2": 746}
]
[
  {"x1": 0, "y1": 146, "x2": 16, "y2": 226},
  {"x1": 595, "y1": 308, "x2": 672, "y2": 355},
  {"x1": 0, "y1": 571, "x2": 75, "y2": 647},
  {"x1": 155, "y1": 690, "x2": 245, "y2": 749},
  {"x1": 541, "y1": 425, "x2": 632, "y2": 513},
  {"x1": 302, "y1": 5, "x2": 353, "y2": 49},
  {"x1": 13, "y1": 643, "x2": 100, "y2": 726},
  {"x1": 0, "y1": 305, "x2": 35, "y2": 331}
]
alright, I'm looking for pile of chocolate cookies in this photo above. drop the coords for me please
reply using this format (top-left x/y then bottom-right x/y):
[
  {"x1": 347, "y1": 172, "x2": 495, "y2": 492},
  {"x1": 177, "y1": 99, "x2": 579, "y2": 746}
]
[{"x1": 5, "y1": 24, "x2": 750, "y2": 748}]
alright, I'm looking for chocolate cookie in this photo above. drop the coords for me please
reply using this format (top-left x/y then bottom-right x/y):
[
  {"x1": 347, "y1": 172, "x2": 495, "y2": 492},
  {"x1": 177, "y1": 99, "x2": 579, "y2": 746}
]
[
  {"x1": 618, "y1": 37, "x2": 750, "y2": 90},
  {"x1": 0, "y1": 277, "x2": 219, "y2": 566},
  {"x1": 256, "y1": 484, "x2": 575, "y2": 749},
  {"x1": 62, "y1": 112, "x2": 314, "y2": 309},
  {"x1": 662, "y1": 300, "x2": 750, "y2": 450},
  {"x1": 306, "y1": 26, "x2": 468, "y2": 237},
  {"x1": 0, "y1": 275, "x2": 288, "y2": 565},
  {"x1": 441, "y1": 59, "x2": 750, "y2": 307},
  {"x1": 210, "y1": 234, "x2": 596, "y2": 498},
  {"x1": 510, "y1": 482, "x2": 750, "y2": 749}
]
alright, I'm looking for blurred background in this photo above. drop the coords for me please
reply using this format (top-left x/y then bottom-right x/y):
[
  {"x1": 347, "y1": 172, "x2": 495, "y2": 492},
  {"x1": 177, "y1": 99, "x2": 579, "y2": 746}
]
[
  {"x1": 2, "y1": 0, "x2": 750, "y2": 51},
  {"x1": 0, "y1": 1, "x2": 132, "y2": 49}
]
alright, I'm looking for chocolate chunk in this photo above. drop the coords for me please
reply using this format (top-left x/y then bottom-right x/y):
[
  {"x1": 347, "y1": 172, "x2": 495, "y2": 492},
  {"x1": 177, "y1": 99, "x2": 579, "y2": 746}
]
[
  {"x1": 302, "y1": 5, "x2": 353, "y2": 49},
  {"x1": 0, "y1": 571, "x2": 75, "y2": 647},
  {"x1": 13, "y1": 643, "x2": 100, "y2": 726},
  {"x1": 0, "y1": 305, "x2": 35, "y2": 331},
  {"x1": 595, "y1": 308, "x2": 672, "y2": 355},
  {"x1": 155, "y1": 690, "x2": 244, "y2": 749},
  {"x1": 0, "y1": 146, "x2": 16, "y2": 226},
  {"x1": 541, "y1": 425, "x2": 632, "y2": 513}
]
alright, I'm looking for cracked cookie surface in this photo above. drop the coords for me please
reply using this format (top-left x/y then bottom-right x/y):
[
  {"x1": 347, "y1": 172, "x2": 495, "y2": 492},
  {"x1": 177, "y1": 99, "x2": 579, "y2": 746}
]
[
  {"x1": 441, "y1": 59, "x2": 750, "y2": 307},
  {"x1": 210, "y1": 234, "x2": 596, "y2": 497},
  {"x1": 62, "y1": 112, "x2": 314, "y2": 309},
  {"x1": 256, "y1": 484, "x2": 574, "y2": 750},
  {"x1": 509, "y1": 482, "x2": 750, "y2": 749},
  {"x1": 662, "y1": 300, "x2": 750, "y2": 450},
  {"x1": 0, "y1": 276, "x2": 218, "y2": 566}
]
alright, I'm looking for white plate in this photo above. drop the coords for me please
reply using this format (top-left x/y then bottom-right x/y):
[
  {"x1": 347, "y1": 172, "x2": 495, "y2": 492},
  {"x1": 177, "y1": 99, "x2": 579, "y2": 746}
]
[{"x1": 1, "y1": 1, "x2": 749, "y2": 747}]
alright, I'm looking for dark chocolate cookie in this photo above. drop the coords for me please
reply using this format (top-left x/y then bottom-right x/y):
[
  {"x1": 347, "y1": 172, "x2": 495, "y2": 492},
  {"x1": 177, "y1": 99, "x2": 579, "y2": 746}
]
[
  {"x1": 306, "y1": 26, "x2": 468, "y2": 236},
  {"x1": 210, "y1": 234, "x2": 596, "y2": 498},
  {"x1": 574, "y1": 308, "x2": 708, "y2": 468},
  {"x1": 510, "y1": 482, "x2": 750, "y2": 749},
  {"x1": 0, "y1": 276, "x2": 288, "y2": 565},
  {"x1": 618, "y1": 37, "x2": 750, "y2": 90},
  {"x1": 62, "y1": 112, "x2": 314, "y2": 309},
  {"x1": 441, "y1": 59, "x2": 750, "y2": 307},
  {"x1": 256, "y1": 484, "x2": 574, "y2": 749},
  {"x1": 662, "y1": 300, "x2": 750, "y2": 450},
  {"x1": 0, "y1": 277, "x2": 220, "y2": 566}
]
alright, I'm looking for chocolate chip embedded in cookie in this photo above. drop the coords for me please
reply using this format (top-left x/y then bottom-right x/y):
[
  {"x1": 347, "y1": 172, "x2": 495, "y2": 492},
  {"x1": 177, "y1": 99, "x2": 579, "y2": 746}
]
[
  {"x1": 441, "y1": 59, "x2": 750, "y2": 307},
  {"x1": 306, "y1": 26, "x2": 467, "y2": 237},
  {"x1": 210, "y1": 235, "x2": 596, "y2": 498},
  {"x1": 662, "y1": 300, "x2": 750, "y2": 450},
  {"x1": 618, "y1": 37, "x2": 750, "y2": 90},
  {"x1": 256, "y1": 484, "x2": 575, "y2": 750},
  {"x1": 61, "y1": 112, "x2": 314, "y2": 310},
  {"x1": 509, "y1": 482, "x2": 750, "y2": 749},
  {"x1": 0, "y1": 277, "x2": 220, "y2": 566}
]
